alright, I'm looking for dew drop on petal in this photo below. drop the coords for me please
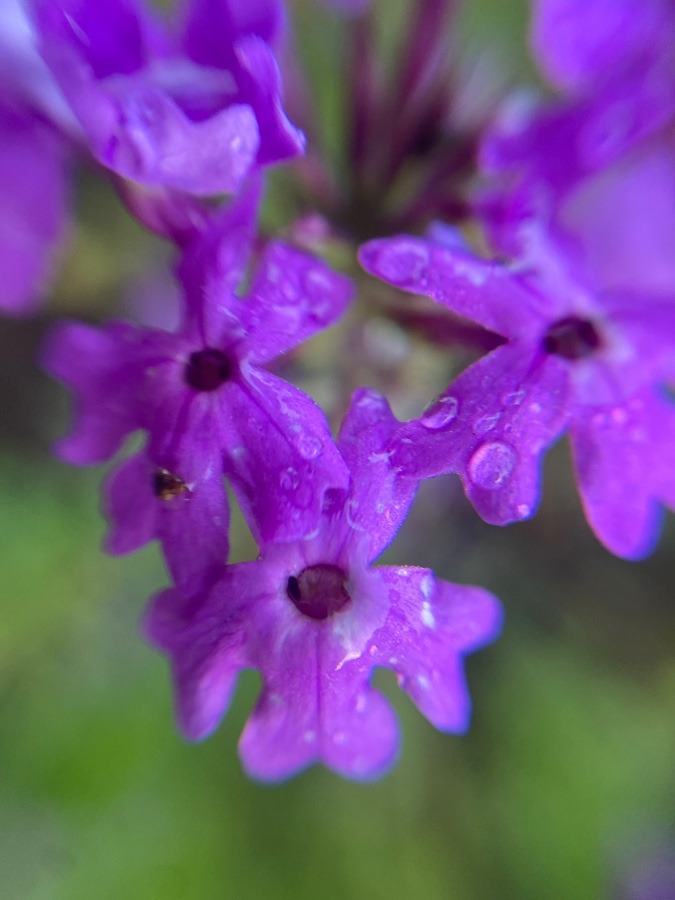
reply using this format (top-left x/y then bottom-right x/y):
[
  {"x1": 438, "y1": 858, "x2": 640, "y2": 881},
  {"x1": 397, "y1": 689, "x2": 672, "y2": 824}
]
[
  {"x1": 376, "y1": 239, "x2": 429, "y2": 284},
  {"x1": 421, "y1": 395, "x2": 459, "y2": 430},
  {"x1": 502, "y1": 389, "x2": 525, "y2": 407},
  {"x1": 294, "y1": 432, "x2": 323, "y2": 460},
  {"x1": 467, "y1": 441, "x2": 516, "y2": 490},
  {"x1": 280, "y1": 466, "x2": 300, "y2": 491},
  {"x1": 472, "y1": 411, "x2": 501, "y2": 436},
  {"x1": 610, "y1": 406, "x2": 628, "y2": 425}
]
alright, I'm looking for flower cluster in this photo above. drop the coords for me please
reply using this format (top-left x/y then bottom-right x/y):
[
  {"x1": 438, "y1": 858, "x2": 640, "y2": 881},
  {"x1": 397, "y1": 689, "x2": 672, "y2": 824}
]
[{"x1": 2, "y1": 0, "x2": 673, "y2": 780}]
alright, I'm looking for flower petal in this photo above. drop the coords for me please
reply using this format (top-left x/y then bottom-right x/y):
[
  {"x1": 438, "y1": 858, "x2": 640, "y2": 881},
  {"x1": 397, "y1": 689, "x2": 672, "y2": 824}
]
[
  {"x1": 223, "y1": 370, "x2": 349, "y2": 543},
  {"x1": 374, "y1": 568, "x2": 502, "y2": 732},
  {"x1": 336, "y1": 388, "x2": 417, "y2": 560},
  {"x1": 42, "y1": 321, "x2": 143, "y2": 463},
  {"x1": 0, "y1": 103, "x2": 69, "y2": 315},
  {"x1": 570, "y1": 388, "x2": 675, "y2": 559},
  {"x1": 240, "y1": 608, "x2": 399, "y2": 781},
  {"x1": 143, "y1": 578, "x2": 250, "y2": 740},
  {"x1": 104, "y1": 417, "x2": 229, "y2": 594},
  {"x1": 359, "y1": 235, "x2": 549, "y2": 340},
  {"x1": 242, "y1": 242, "x2": 353, "y2": 364},
  {"x1": 392, "y1": 342, "x2": 570, "y2": 524}
]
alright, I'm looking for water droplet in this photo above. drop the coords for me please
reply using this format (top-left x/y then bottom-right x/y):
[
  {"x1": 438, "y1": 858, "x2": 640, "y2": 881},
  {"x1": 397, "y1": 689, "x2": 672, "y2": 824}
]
[
  {"x1": 376, "y1": 239, "x2": 429, "y2": 285},
  {"x1": 529, "y1": 402, "x2": 542, "y2": 414},
  {"x1": 355, "y1": 389, "x2": 387, "y2": 410},
  {"x1": 502, "y1": 389, "x2": 525, "y2": 407},
  {"x1": 467, "y1": 441, "x2": 516, "y2": 489},
  {"x1": 516, "y1": 503, "x2": 531, "y2": 518},
  {"x1": 472, "y1": 411, "x2": 501, "y2": 436},
  {"x1": 304, "y1": 267, "x2": 332, "y2": 294},
  {"x1": 294, "y1": 433, "x2": 323, "y2": 460},
  {"x1": 610, "y1": 406, "x2": 628, "y2": 425},
  {"x1": 281, "y1": 280, "x2": 299, "y2": 302},
  {"x1": 280, "y1": 467, "x2": 300, "y2": 491},
  {"x1": 421, "y1": 395, "x2": 459, "y2": 430}
]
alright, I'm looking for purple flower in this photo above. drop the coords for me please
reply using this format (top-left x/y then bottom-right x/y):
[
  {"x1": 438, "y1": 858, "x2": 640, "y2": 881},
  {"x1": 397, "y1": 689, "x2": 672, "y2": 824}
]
[
  {"x1": 145, "y1": 389, "x2": 501, "y2": 781},
  {"x1": 530, "y1": 0, "x2": 674, "y2": 98},
  {"x1": 0, "y1": 0, "x2": 76, "y2": 315},
  {"x1": 43, "y1": 182, "x2": 353, "y2": 587},
  {"x1": 0, "y1": 98, "x2": 69, "y2": 315},
  {"x1": 31, "y1": 0, "x2": 304, "y2": 195},
  {"x1": 480, "y1": 0, "x2": 675, "y2": 293},
  {"x1": 359, "y1": 222, "x2": 675, "y2": 559}
]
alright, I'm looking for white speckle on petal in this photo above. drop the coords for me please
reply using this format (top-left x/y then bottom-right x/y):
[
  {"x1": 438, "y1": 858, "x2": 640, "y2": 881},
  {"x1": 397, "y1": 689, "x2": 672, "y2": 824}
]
[
  {"x1": 420, "y1": 574, "x2": 434, "y2": 599},
  {"x1": 421, "y1": 600, "x2": 436, "y2": 629}
]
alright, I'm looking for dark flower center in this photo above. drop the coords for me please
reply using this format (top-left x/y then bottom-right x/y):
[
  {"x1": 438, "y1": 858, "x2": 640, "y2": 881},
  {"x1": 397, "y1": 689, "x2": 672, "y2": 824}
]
[
  {"x1": 184, "y1": 348, "x2": 233, "y2": 391},
  {"x1": 152, "y1": 468, "x2": 189, "y2": 501},
  {"x1": 542, "y1": 316, "x2": 602, "y2": 360},
  {"x1": 286, "y1": 564, "x2": 351, "y2": 621}
]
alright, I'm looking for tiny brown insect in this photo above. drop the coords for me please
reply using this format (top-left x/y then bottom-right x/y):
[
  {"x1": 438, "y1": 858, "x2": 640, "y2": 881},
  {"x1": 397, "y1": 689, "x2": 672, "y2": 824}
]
[{"x1": 152, "y1": 468, "x2": 190, "y2": 501}]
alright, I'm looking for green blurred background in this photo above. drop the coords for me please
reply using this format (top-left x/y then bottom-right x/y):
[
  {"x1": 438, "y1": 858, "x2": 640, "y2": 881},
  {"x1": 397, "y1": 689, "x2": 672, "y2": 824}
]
[{"x1": 1, "y1": 1, "x2": 674, "y2": 897}]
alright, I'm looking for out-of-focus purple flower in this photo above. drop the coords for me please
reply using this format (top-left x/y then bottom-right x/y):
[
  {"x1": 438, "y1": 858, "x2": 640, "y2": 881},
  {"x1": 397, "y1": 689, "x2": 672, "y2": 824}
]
[
  {"x1": 481, "y1": 0, "x2": 675, "y2": 293},
  {"x1": 530, "y1": 0, "x2": 674, "y2": 98},
  {"x1": 145, "y1": 388, "x2": 502, "y2": 781},
  {"x1": 360, "y1": 221, "x2": 675, "y2": 559},
  {"x1": 30, "y1": 0, "x2": 304, "y2": 195},
  {"x1": 0, "y1": 0, "x2": 75, "y2": 314},
  {"x1": 0, "y1": 98, "x2": 69, "y2": 315},
  {"x1": 43, "y1": 182, "x2": 353, "y2": 586}
]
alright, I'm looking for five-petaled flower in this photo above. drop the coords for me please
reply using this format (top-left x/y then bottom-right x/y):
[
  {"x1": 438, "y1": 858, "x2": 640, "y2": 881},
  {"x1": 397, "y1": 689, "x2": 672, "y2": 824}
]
[
  {"x1": 360, "y1": 217, "x2": 675, "y2": 559},
  {"x1": 145, "y1": 389, "x2": 502, "y2": 781},
  {"x1": 44, "y1": 182, "x2": 353, "y2": 591}
]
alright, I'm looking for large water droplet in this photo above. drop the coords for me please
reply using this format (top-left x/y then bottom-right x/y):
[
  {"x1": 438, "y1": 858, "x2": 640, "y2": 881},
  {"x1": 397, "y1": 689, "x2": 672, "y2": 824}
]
[
  {"x1": 294, "y1": 432, "x2": 323, "y2": 460},
  {"x1": 421, "y1": 395, "x2": 459, "y2": 430},
  {"x1": 376, "y1": 239, "x2": 429, "y2": 285},
  {"x1": 467, "y1": 441, "x2": 516, "y2": 489}
]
